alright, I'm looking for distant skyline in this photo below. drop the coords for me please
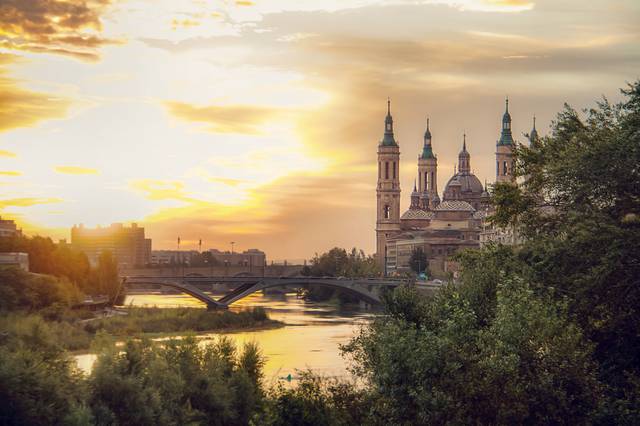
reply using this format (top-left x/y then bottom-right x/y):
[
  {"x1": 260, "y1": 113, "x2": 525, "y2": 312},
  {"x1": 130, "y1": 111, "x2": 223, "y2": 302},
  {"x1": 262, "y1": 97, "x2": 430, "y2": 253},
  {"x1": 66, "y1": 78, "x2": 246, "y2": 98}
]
[{"x1": 1, "y1": 0, "x2": 638, "y2": 258}]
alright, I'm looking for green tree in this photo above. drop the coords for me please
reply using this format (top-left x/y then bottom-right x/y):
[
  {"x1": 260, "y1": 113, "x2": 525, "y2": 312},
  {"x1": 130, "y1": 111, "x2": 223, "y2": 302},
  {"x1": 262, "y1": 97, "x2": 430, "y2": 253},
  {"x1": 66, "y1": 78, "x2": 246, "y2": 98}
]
[
  {"x1": 90, "y1": 250, "x2": 121, "y2": 302},
  {"x1": 0, "y1": 268, "x2": 82, "y2": 312},
  {"x1": 343, "y1": 272, "x2": 602, "y2": 424},
  {"x1": 490, "y1": 81, "x2": 640, "y2": 404},
  {"x1": 408, "y1": 247, "x2": 428, "y2": 275}
]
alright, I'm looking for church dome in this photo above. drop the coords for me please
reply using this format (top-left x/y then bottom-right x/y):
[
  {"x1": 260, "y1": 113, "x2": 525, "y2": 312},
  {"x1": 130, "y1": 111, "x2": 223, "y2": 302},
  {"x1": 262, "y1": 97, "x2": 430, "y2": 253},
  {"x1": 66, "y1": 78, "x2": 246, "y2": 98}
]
[{"x1": 444, "y1": 173, "x2": 483, "y2": 195}]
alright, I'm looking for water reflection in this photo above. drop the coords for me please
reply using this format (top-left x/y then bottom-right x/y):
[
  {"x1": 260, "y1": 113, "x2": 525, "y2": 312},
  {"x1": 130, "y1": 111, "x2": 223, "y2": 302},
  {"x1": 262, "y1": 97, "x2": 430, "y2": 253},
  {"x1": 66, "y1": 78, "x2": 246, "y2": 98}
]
[{"x1": 75, "y1": 291, "x2": 376, "y2": 384}]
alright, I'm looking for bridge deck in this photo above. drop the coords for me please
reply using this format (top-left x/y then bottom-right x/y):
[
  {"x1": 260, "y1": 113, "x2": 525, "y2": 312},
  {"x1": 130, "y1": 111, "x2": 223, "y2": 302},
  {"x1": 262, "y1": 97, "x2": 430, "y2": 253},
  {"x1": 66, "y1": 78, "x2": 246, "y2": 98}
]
[{"x1": 123, "y1": 276, "x2": 441, "y2": 309}]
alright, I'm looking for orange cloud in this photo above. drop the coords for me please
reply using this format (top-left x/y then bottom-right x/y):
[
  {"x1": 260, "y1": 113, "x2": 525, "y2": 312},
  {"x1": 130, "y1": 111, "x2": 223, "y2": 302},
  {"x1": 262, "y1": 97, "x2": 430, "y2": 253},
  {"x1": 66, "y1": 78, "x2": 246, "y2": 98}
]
[
  {"x1": 0, "y1": 0, "x2": 115, "y2": 60},
  {"x1": 0, "y1": 53, "x2": 70, "y2": 132},
  {"x1": 165, "y1": 101, "x2": 281, "y2": 134},
  {"x1": 0, "y1": 197, "x2": 62, "y2": 209},
  {"x1": 130, "y1": 179, "x2": 196, "y2": 202},
  {"x1": 0, "y1": 150, "x2": 17, "y2": 157},
  {"x1": 54, "y1": 166, "x2": 99, "y2": 175},
  {"x1": 0, "y1": 171, "x2": 21, "y2": 176}
]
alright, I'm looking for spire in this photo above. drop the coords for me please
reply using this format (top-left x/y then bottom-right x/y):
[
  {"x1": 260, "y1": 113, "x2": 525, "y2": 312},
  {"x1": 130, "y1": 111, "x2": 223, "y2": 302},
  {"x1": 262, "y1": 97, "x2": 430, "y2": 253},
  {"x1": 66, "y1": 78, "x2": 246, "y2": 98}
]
[
  {"x1": 458, "y1": 133, "x2": 471, "y2": 174},
  {"x1": 420, "y1": 117, "x2": 435, "y2": 159},
  {"x1": 498, "y1": 97, "x2": 514, "y2": 146},
  {"x1": 529, "y1": 114, "x2": 539, "y2": 145},
  {"x1": 424, "y1": 117, "x2": 431, "y2": 142},
  {"x1": 410, "y1": 179, "x2": 420, "y2": 209},
  {"x1": 380, "y1": 98, "x2": 397, "y2": 146}
]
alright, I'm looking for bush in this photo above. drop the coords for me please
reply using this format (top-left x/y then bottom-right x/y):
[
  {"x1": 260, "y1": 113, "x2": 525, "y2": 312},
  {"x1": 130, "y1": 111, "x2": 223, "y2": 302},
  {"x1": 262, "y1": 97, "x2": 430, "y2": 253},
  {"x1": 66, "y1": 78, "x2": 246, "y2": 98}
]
[{"x1": 0, "y1": 268, "x2": 82, "y2": 312}]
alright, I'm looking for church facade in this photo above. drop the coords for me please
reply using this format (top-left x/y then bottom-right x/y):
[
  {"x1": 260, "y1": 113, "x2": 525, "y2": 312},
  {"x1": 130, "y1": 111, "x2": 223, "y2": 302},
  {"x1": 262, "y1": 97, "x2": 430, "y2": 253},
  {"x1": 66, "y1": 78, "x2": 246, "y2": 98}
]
[{"x1": 375, "y1": 98, "x2": 534, "y2": 275}]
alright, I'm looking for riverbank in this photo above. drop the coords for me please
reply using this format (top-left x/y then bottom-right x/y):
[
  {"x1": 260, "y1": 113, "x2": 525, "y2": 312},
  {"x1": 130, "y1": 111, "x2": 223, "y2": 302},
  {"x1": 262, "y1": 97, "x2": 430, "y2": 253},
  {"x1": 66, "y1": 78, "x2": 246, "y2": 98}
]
[{"x1": 0, "y1": 307, "x2": 283, "y2": 352}]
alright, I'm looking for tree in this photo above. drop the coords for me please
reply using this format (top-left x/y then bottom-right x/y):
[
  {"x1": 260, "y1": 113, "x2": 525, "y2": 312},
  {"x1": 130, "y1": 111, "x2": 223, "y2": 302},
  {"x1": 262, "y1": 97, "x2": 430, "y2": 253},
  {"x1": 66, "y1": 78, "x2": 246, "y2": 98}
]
[
  {"x1": 343, "y1": 272, "x2": 602, "y2": 424},
  {"x1": 490, "y1": 81, "x2": 640, "y2": 401},
  {"x1": 90, "y1": 251, "x2": 121, "y2": 302},
  {"x1": 408, "y1": 247, "x2": 428, "y2": 275}
]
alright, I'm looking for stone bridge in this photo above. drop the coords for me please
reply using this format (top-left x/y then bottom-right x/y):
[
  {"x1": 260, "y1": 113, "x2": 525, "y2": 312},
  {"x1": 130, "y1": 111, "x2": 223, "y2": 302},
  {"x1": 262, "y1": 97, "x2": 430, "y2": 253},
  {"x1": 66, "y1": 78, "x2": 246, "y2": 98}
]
[{"x1": 122, "y1": 276, "x2": 440, "y2": 309}]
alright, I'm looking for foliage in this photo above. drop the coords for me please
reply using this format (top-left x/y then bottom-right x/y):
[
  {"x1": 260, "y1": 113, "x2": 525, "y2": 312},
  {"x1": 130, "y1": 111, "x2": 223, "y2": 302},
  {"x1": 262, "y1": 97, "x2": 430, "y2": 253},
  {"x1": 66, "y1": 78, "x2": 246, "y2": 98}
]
[
  {"x1": 490, "y1": 81, "x2": 640, "y2": 403},
  {"x1": 0, "y1": 235, "x2": 123, "y2": 300},
  {"x1": 408, "y1": 247, "x2": 428, "y2": 275},
  {"x1": 301, "y1": 247, "x2": 380, "y2": 304},
  {"x1": 262, "y1": 371, "x2": 371, "y2": 426},
  {"x1": 84, "y1": 307, "x2": 274, "y2": 336},
  {"x1": 89, "y1": 337, "x2": 264, "y2": 425},
  {"x1": 0, "y1": 312, "x2": 91, "y2": 425},
  {"x1": 302, "y1": 247, "x2": 379, "y2": 278},
  {"x1": 343, "y1": 272, "x2": 602, "y2": 424},
  {"x1": 0, "y1": 267, "x2": 82, "y2": 311},
  {"x1": 89, "y1": 250, "x2": 121, "y2": 303},
  {"x1": 0, "y1": 235, "x2": 91, "y2": 286}
]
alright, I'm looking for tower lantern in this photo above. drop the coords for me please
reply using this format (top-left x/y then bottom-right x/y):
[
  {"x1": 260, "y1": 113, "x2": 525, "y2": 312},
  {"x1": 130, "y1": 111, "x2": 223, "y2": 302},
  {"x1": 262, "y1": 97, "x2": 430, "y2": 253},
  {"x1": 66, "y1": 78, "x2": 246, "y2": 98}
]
[
  {"x1": 496, "y1": 97, "x2": 515, "y2": 183},
  {"x1": 417, "y1": 117, "x2": 438, "y2": 209}
]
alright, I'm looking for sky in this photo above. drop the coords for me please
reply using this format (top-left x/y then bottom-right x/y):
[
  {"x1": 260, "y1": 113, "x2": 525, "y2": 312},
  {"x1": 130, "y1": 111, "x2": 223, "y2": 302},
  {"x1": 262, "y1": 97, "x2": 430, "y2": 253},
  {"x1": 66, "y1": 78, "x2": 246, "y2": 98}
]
[{"x1": 0, "y1": 0, "x2": 638, "y2": 260}]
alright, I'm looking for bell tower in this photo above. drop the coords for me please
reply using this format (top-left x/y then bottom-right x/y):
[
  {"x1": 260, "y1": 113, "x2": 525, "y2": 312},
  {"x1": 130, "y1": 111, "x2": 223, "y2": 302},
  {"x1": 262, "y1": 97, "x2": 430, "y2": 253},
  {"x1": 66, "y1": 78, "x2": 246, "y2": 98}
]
[
  {"x1": 496, "y1": 97, "x2": 515, "y2": 183},
  {"x1": 417, "y1": 118, "x2": 438, "y2": 209},
  {"x1": 376, "y1": 99, "x2": 401, "y2": 269}
]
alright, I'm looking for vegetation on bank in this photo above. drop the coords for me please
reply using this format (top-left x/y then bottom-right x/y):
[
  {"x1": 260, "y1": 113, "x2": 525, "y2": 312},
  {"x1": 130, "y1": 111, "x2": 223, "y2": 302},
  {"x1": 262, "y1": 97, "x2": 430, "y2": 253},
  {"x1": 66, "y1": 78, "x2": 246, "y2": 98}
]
[
  {"x1": 0, "y1": 235, "x2": 122, "y2": 301},
  {"x1": 84, "y1": 307, "x2": 275, "y2": 336},
  {"x1": 0, "y1": 267, "x2": 281, "y2": 351}
]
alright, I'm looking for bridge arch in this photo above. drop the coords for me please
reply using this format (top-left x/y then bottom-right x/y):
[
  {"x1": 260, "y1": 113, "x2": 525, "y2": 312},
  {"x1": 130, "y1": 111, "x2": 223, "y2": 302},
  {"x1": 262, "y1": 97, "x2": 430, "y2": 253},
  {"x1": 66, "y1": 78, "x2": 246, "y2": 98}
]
[
  {"x1": 218, "y1": 279, "x2": 384, "y2": 306},
  {"x1": 123, "y1": 278, "x2": 224, "y2": 309}
]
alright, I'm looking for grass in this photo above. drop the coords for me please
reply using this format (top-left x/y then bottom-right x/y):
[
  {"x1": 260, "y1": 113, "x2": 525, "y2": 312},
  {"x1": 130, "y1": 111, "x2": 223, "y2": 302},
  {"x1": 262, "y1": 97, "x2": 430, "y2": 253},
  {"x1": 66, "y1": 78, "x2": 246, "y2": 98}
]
[
  {"x1": 84, "y1": 307, "x2": 278, "y2": 336},
  {"x1": 0, "y1": 307, "x2": 281, "y2": 352}
]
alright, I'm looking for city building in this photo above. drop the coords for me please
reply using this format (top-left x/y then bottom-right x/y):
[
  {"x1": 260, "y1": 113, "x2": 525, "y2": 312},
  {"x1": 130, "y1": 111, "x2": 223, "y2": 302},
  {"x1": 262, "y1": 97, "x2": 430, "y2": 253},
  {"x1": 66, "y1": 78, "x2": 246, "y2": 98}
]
[
  {"x1": 209, "y1": 248, "x2": 266, "y2": 268},
  {"x1": 0, "y1": 252, "x2": 29, "y2": 271},
  {"x1": 0, "y1": 217, "x2": 22, "y2": 237},
  {"x1": 71, "y1": 223, "x2": 151, "y2": 268},
  {"x1": 376, "y1": 99, "x2": 531, "y2": 275},
  {"x1": 150, "y1": 250, "x2": 199, "y2": 265}
]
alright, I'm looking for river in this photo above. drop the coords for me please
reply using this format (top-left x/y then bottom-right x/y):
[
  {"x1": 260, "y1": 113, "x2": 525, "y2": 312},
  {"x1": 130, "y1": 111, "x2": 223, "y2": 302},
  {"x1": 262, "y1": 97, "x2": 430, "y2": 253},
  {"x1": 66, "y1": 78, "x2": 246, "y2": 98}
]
[{"x1": 75, "y1": 291, "x2": 377, "y2": 385}]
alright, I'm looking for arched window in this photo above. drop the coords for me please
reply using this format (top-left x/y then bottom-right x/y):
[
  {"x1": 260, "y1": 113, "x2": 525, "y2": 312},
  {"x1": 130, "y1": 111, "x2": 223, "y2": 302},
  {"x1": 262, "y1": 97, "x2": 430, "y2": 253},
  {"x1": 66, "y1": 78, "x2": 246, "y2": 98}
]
[
  {"x1": 392, "y1": 162, "x2": 396, "y2": 179},
  {"x1": 383, "y1": 205, "x2": 391, "y2": 219},
  {"x1": 431, "y1": 172, "x2": 435, "y2": 190},
  {"x1": 496, "y1": 161, "x2": 499, "y2": 175},
  {"x1": 424, "y1": 171, "x2": 428, "y2": 191},
  {"x1": 503, "y1": 161, "x2": 508, "y2": 175},
  {"x1": 378, "y1": 162, "x2": 381, "y2": 179},
  {"x1": 385, "y1": 162, "x2": 389, "y2": 179}
]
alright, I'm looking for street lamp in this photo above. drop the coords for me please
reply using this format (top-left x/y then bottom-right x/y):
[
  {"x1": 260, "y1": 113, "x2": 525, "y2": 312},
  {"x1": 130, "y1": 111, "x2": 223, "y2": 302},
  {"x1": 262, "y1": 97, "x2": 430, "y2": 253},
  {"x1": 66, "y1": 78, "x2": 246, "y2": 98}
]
[{"x1": 230, "y1": 241, "x2": 235, "y2": 255}]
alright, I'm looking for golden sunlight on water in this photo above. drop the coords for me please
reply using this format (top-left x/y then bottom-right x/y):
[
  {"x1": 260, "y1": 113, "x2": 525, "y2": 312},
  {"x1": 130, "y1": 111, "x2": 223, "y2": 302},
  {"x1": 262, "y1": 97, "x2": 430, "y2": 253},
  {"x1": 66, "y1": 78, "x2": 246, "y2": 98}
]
[{"x1": 75, "y1": 292, "x2": 375, "y2": 385}]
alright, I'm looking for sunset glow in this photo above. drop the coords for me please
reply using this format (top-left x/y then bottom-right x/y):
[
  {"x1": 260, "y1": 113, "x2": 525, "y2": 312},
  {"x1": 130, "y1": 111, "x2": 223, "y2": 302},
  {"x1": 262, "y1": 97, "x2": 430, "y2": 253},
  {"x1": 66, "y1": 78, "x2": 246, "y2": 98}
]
[{"x1": 1, "y1": 0, "x2": 638, "y2": 258}]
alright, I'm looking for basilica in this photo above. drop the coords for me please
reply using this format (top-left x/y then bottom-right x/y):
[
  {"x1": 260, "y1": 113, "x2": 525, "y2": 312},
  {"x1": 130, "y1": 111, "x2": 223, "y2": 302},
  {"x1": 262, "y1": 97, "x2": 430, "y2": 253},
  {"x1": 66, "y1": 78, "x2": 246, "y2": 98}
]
[{"x1": 375, "y1": 98, "x2": 537, "y2": 275}]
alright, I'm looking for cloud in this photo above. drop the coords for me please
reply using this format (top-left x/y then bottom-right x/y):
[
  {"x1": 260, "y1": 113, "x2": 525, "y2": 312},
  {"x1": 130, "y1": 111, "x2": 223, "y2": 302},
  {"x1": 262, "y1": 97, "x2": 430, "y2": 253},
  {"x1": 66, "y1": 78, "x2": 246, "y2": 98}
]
[
  {"x1": 164, "y1": 101, "x2": 281, "y2": 134},
  {"x1": 0, "y1": 171, "x2": 21, "y2": 176},
  {"x1": 130, "y1": 179, "x2": 198, "y2": 203},
  {"x1": 0, "y1": 55, "x2": 70, "y2": 132},
  {"x1": 0, "y1": 150, "x2": 17, "y2": 157},
  {"x1": 54, "y1": 166, "x2": 99, "y2": 175},
  {"x1": 0, "y1": 197, "x2": 62, "y2": 209},
  {"x1": 0, "y1": 0, "x2": 115, "y2": 60}
]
